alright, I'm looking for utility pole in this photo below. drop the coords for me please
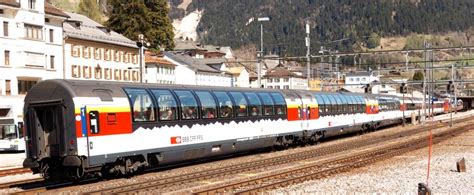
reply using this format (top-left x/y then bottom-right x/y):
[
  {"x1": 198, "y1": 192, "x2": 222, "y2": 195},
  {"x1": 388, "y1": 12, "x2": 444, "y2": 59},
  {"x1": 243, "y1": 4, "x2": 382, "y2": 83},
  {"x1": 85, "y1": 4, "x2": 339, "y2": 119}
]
[
  {"x1": 306, "y1": 21, "x2": 311, "y2": 90},
  {"x1": 256, "y1": 17, "x2": 270, "y2": 88},
  {"x1": 422, "y1": 41, "x2": 427, "y2": 124},
  {"x1": 138, "y1": 34, "x2": 144, "y2": 83},
  {"x1": 405, "y1": 52, "x2": 409, "y2": 71}
]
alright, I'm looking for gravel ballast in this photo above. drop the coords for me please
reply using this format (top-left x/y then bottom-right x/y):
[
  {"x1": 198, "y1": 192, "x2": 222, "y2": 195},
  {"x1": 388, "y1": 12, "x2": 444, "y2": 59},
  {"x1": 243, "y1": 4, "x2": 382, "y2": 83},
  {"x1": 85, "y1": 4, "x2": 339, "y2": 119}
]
[{"x1": 272, "y1": 129, "x2": 474, "y2": 194}]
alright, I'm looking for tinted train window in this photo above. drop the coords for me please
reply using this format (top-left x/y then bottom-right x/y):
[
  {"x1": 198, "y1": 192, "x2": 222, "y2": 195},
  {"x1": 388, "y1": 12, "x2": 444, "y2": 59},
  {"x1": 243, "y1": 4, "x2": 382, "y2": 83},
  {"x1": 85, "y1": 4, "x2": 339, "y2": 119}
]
[
  {"x1": 151, "y1": 89, "x2": 178, "y2": 121},
  {"x1": 258, "y1": 93, "x2": 274, "y2": 116},
  {"x1": 314, "y1": 94, "x2": 325, "y2": 115},
  {"x1": 320, "y1": 94, "x2": 331, "y2": 113},
  {"x1": 230, "y1": 92, "x2": 248, "y2": 117},
  {"x1": 213, "y1": 91, "x2": 233, "y2": 118},
  {"x1": 195, "y1": 91, "x2": 217, "y2": 119},
  {"x1": 174, "y1": 90, "x2": 199, "y2": 120},
  {"x1": 124, "y1": 88, "x2": 156, "y2": 122},
  {"x1": 326, "y1": 95, "x2": 338, "y2": 114},
  {"x1": 245, "y1": 92, "x2": 262, "y2": 116},
  {"x1": 270, "y1": 92, "x2": 286, "y2": 115}
]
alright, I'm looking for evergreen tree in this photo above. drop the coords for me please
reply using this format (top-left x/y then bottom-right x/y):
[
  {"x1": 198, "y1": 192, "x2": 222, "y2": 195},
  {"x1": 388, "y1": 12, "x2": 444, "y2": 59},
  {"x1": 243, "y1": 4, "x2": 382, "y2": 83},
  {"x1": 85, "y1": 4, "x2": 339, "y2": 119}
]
[
  {"x1": 413, "y1": 71, "x2": 424, "y2": 81},
  {"x1": 367, "y1": 33, "x2": 381, "y2": 49},
  {"x1": 106, "y1": 0, "x2": 175, "y2": 50},
  {"x1": 77, "y1": 0, "x2": 103, "y2": 23}
]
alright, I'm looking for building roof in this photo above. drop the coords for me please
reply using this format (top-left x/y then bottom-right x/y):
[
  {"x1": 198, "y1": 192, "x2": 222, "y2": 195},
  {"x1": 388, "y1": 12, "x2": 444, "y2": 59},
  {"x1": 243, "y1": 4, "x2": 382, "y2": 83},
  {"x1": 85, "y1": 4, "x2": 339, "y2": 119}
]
[
  {"x1": 164, "y1": 52, "x2": 220, "y2": 73},
  {"x1": 264, "y1": 67, "x2": 305, "y2": 78},
  {"x1": 64, "y1": 12, "x2": 137, "y2": 48},
  {"x1": 0, "y1": 0, "x2": 19, "y2": 7},
  {"x1": 45, "y1": 2, "x2": 69, "y2": 18},
  {"x1": 174, "y1": 40, "x2": 203, "y2": 50},
  {"x1": 196, "y1": 58, "x2": 226, "y2": 65},
  {"x1": 145, "y1": 51, "x2": 175, "y2": 68},
  {"x1": 227, "y1": 66, "x2": 247, "y2": 75}
]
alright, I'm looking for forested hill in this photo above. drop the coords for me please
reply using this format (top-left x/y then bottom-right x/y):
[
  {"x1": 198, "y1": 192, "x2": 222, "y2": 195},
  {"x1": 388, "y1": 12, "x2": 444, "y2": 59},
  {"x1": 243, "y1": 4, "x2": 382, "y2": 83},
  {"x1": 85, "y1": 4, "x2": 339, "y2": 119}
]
[{"x1": 178, "y1": 0, "x2": 473, "y2": 54}]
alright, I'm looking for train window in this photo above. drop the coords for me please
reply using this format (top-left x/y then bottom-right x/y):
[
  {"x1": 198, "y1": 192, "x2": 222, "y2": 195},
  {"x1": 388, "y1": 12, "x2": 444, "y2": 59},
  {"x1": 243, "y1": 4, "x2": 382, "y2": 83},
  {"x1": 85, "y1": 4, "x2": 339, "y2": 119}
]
[
  {"x1": 212, "y1": 91, "x2": 234, "y2": 118},
  {"x1": 351, "y1": 95, "x2": 359, "y2": 113},
  {"x1": 270, "y1": 92, "x2": 286, "y2": 115},
  {"x1": 341, "y1": 95, "x2": 351, "y2": 113},
  {"x1": 124, "y1": 88, "x2": 156, "y2": 122},
  {"x1": 89, "y1": 111, "x2": 99, "y2": 134},
  {"x1": 151, "y1": 89, "x2": 178, "y2": 121},
  {"x1": 258, "y1": 93, "x2": 274, "y2": 116},
  {"x1": 338, "y1": 95, "x2": 348, "y2": 113},
  {"x1": 320, "y1": 94, "x2": 331, "y2": 114},
  {"x1": 314, "y1": 94, "x2": 325, "y2": 116},
  {"x1": 174, "y1": 90, "x2": 199, "y2": 120},
  {"x1": 244, "y1": 92, "x2": 262, "y2": 116},
  {"x1": 356, "y1": 96, "x2": 364, "y2": 113},
  {"x1": 230, "y1": 92, "x2": 248, "y2": 117},
  {"x1": 326, "y1": 95, "x2": 338, "y2": 114},
  {"x1": 195, "y1": 91, "x2": 217, "y2": 119}
]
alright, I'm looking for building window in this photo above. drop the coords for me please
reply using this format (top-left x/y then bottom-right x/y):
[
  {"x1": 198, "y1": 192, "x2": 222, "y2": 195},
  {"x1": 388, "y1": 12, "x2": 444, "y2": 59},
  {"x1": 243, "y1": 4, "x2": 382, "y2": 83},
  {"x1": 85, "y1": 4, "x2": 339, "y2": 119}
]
[
  {"x1": 283, "y1": 85, "x2": 289, "y2": 89},
  {"x1": 18, "y1": 80, "x2": 37, "y2": 95},
  {"x1": 114, "y1": 50, "x2": 120, "y2": 62},
  {"x1": 83, "y1": 46, "x2": 90, "y2": 59},
  {"x1": 28, "y1": 0, "x2": 36, "y2": 9},
  {"x1": 284, "y1": 78, "x2": 289, "y2": 82},
  {"x1": 123, "y1": 70, "x2": 130, "y2": 81},
  {"x1": 104, "y1": 68, "x2": 111, "y2": 80},
  {"x1": 119, "y1": 51, "x2": 124, "y2": 62},
  {"x1": 94, "y1": 47, "x2": 101, "y2": 60},
  {"x1": 4, "y1": 50, "x2": 9, "y2": 66},
  {"x1": 72, "y1": 65, "x2": 81, "y2": 78},
  {"x1": 71, "y1": 45, "x2": 80, "y2": 57},
  {"x1": 275, "y1": 86, "x2": 280, "y2": 89},
  {"x1": 104, "y1": 49, "x2": 110, "y2": 61},
  {"x1": 132, "y1": 54, "x2": 138, "y2": 64},
  {"x1": 25, "y1": 24, "x2": 42, "y2": 40},
  {"x1": 83, "y1": 66, "x2": 91, "y2": 78},
  {"x1": 3, "y1": 21, "x2": 8, "y2": 37},
  {"x1": 114, "y1": 69, "x2": 122, "y2": 80},
  {"x1": 94, "y1": 66, "x2": 102, "y2": 79},
  {"x1": 50, "y1": 55, "x2": 54, "y2": 69},
  {"x1": 124, "y1": 52, "x2": 129, "y2": 63},
  {"x1": 49, "y1": 29, "x2": 53, "y2": 43},
  {"x1": 5, "y1": 80, "x2": 11, "y2": 95},
  {"x1": 132, "y1": 70, "x2": 139, "y2": 82}
]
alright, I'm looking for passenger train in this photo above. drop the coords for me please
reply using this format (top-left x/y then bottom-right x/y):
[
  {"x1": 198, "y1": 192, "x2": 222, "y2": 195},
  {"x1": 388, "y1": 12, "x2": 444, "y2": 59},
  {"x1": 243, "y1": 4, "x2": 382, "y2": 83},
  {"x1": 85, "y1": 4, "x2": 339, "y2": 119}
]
[{"x1": 22, "y1": 80, "x2": 453, "y2": 180}]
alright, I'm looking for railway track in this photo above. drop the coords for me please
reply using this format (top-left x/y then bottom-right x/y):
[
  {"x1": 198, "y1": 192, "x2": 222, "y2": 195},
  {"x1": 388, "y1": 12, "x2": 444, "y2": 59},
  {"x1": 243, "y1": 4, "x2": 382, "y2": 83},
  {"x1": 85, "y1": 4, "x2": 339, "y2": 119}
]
[
  {"x1": 0, "y1": 168, "x2": 31, "y2": 177},
  {"x1": 77, "y1": 117, "x2": 473, "y2": 194},
  {"x1": 0, "y1": 178, "x2": 43, "y2": 190},
  {"x1": 194, "y1": 122, "x2": 472, "y2": 194}
]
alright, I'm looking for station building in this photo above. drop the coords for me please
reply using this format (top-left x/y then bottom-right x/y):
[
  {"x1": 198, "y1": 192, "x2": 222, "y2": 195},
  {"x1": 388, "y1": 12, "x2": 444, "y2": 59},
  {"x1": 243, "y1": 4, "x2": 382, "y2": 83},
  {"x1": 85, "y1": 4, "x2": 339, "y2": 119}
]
[{"x1": 0, "y1": 1, "x2": 68, "y2": 125}]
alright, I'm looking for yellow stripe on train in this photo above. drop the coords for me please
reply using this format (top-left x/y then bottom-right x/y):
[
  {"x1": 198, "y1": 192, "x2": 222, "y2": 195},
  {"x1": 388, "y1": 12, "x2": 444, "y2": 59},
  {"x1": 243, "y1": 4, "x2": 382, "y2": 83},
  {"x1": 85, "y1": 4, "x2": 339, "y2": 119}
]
[{"x1": 74, "y1": 106, "x2": 130, "y2": 114}]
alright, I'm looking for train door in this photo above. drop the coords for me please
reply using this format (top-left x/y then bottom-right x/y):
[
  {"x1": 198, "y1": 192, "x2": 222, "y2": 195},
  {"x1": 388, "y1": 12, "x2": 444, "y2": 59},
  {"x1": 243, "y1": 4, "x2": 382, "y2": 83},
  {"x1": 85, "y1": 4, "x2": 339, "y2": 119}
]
[
  {"x1": 79, "y1": 107, "x2": 91, "y2": 165},
  {"x1": 295, "y1": 93, "x2": 313, "y2": 130},
  {"x1": 25, "y1": 102, "x2": 65, "y2": 160},
  {"x1": 80, "y1": 106, "x2": 100, "y2": 165}
]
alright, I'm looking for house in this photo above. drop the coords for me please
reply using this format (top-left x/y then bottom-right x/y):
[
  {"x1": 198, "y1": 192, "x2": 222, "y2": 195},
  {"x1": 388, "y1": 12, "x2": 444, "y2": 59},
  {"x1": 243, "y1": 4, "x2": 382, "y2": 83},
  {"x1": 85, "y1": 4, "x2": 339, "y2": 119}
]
[
  {"x1": 144, "y1": 51, "x2": 175, "y2": 84},
  {"x1": 63, "y1": 12, "x2": 139, "y2": 82},
  {"x1": 164, "y1": 52, "x2": 232, "y2": 87},
  {"x1": 264, "y1": 67, "x2": 307, "y2": 90},
  {"x1": 0, "y1": 1, "x2": 68, "y2": 123},
  {"x1": 227, "y1": 66, "x2": 250, "y2": 88}
]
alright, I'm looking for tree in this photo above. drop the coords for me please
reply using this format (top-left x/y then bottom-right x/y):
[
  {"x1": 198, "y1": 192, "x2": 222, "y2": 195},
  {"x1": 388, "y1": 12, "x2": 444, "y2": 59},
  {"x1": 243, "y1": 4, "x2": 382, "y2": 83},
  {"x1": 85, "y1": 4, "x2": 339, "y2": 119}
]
[
  {"x1": 413, "y1": 71, "x2": 424, "y2": 81},
  {"x1": 77, "y1": 0, "x2": 103, "y2": 23},
  {"x1": 106, "y1": 0, "x2": 175, "y2": 50},
  {"x1": 367, "y1": 32, "x2": 381, "y2": 49}
]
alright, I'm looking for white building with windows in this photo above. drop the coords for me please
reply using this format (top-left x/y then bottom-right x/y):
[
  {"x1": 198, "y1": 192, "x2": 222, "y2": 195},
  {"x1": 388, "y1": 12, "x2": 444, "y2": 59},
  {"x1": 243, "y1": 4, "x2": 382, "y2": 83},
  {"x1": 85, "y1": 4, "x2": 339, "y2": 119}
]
[
  {"x1": 264, "y1": 68, "x2": 307, "y2": 90},
  {"x1": 145, "y1": 51, "x2": 176, "y2": 84},
  {"x1": 164, "y1": 52, "x2": 232, "y2": 87},
  {"x1": 63, "y1": 12, "x2": 140, "y2": 82},
  {"x1": 0, "y1": 1, "x2": 68, "y2": 123}
]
